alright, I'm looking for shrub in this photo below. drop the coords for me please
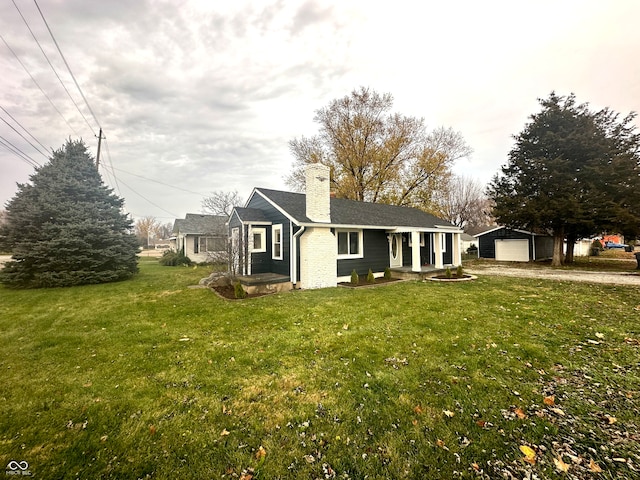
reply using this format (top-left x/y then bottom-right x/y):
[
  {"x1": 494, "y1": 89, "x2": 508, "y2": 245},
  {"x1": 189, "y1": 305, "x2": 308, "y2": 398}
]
[
  {"x1": 445, "y1": 267, "x2": 452, "y2": 279},
  {"x1": 159, "y1": 251, "x2": 192, "y2": 266},
  {"x1": 456, "y1": 265, "x2": 464, "y2": 278},
  {"x1": 384, "y1": 267, "x2": 391, "y2": 280},
  {"x1": 234, "y1": 282, "x2": 247, "y2": 299},
  {"x1": 590, "y1": 239, "x2": 603, "y2": 256},
  {"x1": 350, "y1": 270, "x2": 359, "y2": 285},
  {"x1": 366, "y1": 269, "x2": 375, "y2": 283}
]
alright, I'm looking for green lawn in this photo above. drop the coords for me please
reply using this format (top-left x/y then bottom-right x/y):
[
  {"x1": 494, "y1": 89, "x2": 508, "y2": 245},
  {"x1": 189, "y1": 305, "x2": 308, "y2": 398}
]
[{"x1": 1, "y1": 258, "x2": 639, "y2": 479}]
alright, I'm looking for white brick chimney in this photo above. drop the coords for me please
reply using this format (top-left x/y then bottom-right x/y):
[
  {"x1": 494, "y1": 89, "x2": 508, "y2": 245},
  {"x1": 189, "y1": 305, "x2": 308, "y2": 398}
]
[{"x1": 305, "y1": 163, "x2": 331, "y2": 223}]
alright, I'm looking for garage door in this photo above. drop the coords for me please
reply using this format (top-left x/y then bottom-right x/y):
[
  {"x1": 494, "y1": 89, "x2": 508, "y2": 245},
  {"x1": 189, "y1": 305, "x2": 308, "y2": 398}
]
[{"x1": 495, "y1": 239, "x2": 529, "y2": 262}]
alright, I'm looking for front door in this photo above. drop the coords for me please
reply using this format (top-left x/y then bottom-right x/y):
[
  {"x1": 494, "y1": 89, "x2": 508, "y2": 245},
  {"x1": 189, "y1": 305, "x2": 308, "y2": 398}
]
[{"x1": 390, "y1": 234, "x2": 402, "y2": 268}]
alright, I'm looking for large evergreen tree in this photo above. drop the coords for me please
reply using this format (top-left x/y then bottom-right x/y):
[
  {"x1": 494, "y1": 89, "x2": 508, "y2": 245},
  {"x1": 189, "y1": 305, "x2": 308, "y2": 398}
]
[
  {"x1": 488, "y1": 93, "x2": 640, "y2": 266},
  {"x1": 0, "y1": 140, "x2": 139, "y2": 288}
]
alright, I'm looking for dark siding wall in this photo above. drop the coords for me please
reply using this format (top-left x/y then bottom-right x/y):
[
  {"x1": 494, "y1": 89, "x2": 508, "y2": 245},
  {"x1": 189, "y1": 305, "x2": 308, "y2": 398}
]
[
  {"x1": 534, "y1": 236, "x2": 554, "y2": 259},
  {"x1": 245, "y1": 195, "x2": 292, "y2": 276},
  {"x1": 421, "y1": 234, "x2": 434, "y2": 265},
  {"x1": 444, "y1": 233, "x2": 453, "y2": 264},
  {"x1": 337, "y1": 230, "x2": 389, "y2": 277},
  {"x1": 401, "y1": 234, "x2": 411, "y2": 266},
  {"x1": 478, "y1": 228, "x2": 532, "y2": 259}
]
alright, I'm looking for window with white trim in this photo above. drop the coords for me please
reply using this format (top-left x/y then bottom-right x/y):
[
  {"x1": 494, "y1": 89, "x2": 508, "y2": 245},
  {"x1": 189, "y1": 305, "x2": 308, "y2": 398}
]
[
  {"x1": 272, "y1": 224, "x2": 283, "y2": 260},
  {"x1": 251, "y1": 227, "x2": 266, "y2": 253},
  {"x1": 441, "y1": 233, "x2": 447, "y2": 253},
  {"x1": 198, "y1": 236, "x2": 226, "y2": 252},
  {"x1": 337, "y1": 230, "x2": 363, "y2": 258}
]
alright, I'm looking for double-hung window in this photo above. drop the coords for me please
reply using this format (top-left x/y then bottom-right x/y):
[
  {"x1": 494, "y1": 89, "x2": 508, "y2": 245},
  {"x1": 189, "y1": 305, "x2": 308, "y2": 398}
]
[
  {"x1": 251, "y1": 227, "x2": 266, "y2": 253},
  {"x1": 337, "y1": 230, "x2": 362, "y2": 258},
  {"x1": 272, "y1": 224, "x2": 283, "y2": 260}
]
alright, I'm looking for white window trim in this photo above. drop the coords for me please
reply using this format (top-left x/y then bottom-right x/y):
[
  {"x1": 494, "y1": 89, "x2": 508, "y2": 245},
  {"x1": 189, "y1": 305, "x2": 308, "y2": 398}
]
[
  {"x1": 441, "y1": 232, "x2": 447, "y2": 253},
  {"x1": 251, "y1": 227, "x2": 266, "y2": 253},
  {"x1": 336, "y1": 229, "x2": 364, "y2": 259},
  {"x1": 272, "y1": 224, "x2": 283, "y2": 260}
]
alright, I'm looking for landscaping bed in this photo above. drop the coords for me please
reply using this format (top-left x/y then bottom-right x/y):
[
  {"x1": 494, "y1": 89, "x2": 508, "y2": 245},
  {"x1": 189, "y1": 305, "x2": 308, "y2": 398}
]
[{"x1": 338, "y1": 277, "x2": 402, "y2": 288}]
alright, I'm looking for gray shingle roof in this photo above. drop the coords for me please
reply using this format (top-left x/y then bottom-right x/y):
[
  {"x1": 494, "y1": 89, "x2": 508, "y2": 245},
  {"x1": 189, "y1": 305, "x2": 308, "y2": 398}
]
[
  {"x1": 173, "y1": 214, "x2": 227, "y2": 235},
  {"x1": 232, "y1": 207, "x2": 271, "y2": 223},
  {"x1": 255, "y1": 188, "x2": 456, "y2": 229}
]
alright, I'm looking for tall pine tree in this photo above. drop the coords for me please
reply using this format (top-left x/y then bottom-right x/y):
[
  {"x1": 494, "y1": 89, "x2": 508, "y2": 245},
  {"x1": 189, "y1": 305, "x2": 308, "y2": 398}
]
[
  {"x1": 488, "y1": 93, "x2": 640, "y2": 266},
  {"x1": 0, "y1": 140, "x2": 139, "y2": 288}
]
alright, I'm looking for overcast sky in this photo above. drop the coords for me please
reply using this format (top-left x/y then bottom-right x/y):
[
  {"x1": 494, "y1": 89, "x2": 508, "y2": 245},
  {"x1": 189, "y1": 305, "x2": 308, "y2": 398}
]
[{"x1": 1, "y1": 0, "x2": 639, "y2": 224}]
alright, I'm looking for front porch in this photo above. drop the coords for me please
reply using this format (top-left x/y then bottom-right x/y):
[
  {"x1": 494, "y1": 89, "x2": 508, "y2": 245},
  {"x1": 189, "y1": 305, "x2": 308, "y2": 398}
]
[
  {"x1": 236, "y1": 273, "x2": 293, "y2": 294},
  {"x1": 390, "y1": 265, "x2": 449, "y2": 281}
]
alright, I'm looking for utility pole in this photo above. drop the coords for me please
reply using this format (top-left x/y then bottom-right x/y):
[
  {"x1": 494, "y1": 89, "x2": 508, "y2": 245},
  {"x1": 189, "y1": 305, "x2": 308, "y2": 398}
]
[{"x1": 95, "y1": 128, "x2": 105, "y2": 168}]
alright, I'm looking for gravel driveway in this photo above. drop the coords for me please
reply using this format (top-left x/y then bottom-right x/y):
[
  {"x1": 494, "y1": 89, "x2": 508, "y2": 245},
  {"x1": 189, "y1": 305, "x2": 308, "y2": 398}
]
[{"x1": 465, "y1": 263, "x2": 640, "y2": 286}]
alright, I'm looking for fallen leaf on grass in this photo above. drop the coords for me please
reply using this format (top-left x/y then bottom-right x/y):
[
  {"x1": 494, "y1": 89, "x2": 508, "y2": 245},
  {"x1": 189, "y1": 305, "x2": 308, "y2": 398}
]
[
  {"x1": 255, "y1": 446, "x2": 266, "y2": 461},
  {"x1": 149, "y1": 425, "x2": 156, "y2": 435},
  {"x1": 605, "y1": 415, "x2": 617, "y2": 425},
  {"x1": 436, "y1": 439, "x2": 449, "y2": 450},
  {"x1": 554, "y1": 455, "x2": 570, "y2": 473},
  {"x1": 549, "y1": 407, "x2": 565, "y2": 416},
  {"x1": 519, "y1": 445, "x2": 536, "y2": 464},
  {"x1": 624, "y1": 337, "x2": 639, "y2": 345},
  {"x1": 589, "y1": 459, "x2": 602, "y2": 472},
  {"x1": 443, "y1": 409, "x2": 455, "y2": 418},
  {"x1": 413, "y1": 405, "x2": 423, "y2": 415},
  {"x1": 595, "y1": 332, "x2": 605, "y2": 339},
  {"x1": 543, "y1": 395, "x2": 555, "y2": 406},
  {"x1": 220, "y1": 429, "x2": 230, "y2": 436},
  {"x1": 514, "y1": 407, "x2": 527, "y2": 419}
]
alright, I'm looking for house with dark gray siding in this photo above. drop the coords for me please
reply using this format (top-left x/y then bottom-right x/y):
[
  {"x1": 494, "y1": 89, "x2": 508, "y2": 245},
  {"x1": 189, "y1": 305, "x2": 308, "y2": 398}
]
[
  {"x1": 229, "y1": 164, "x2": 463, "y2": 290},
  {"x1": 474, "y1": 226, "x2": 553, "y2": 261}
]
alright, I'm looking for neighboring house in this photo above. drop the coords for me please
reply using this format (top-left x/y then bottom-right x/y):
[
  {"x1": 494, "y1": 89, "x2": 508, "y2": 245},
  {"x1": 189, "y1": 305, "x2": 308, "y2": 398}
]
[
  {"x1": 171, "y1": 213, "x2": 228, "y2": 263},
  {"x1": 460, "y1": 233, "x2": 476, "y2": 253},
  {"x1": 229, "y1": 164, "x2": 463, "y2": 290},
  {"x1": 474, "y1": 226, "x2": 553, "y2": 261}
]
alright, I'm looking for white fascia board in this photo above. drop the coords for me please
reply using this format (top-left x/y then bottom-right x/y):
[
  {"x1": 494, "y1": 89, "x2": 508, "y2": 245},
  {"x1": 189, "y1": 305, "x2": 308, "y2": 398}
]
[
  {"x1": 474, "y1": 225, "x2": 536, "y2": 237},
  {"x1": 229, "y1": 209, "x2": 242, "y2": 225},
  {"x1": 473, "y1": 225, "x2": 504, "y2": 237},
  {"x1": 433, "y1": 225, "x2": 464, "y2": 233}
]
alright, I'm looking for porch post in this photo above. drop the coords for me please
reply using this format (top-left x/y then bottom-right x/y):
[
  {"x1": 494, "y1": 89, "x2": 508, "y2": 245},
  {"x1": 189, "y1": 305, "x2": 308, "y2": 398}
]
[
  {"x1": 434, "y1": 232, "x2": 444, "y2": 269},
  {"x1": 411, "y1": 231, "x2": 421, "y2": 272},
  {"x1": 452, "y1": 232, "x2": 461, "y2": 266}
]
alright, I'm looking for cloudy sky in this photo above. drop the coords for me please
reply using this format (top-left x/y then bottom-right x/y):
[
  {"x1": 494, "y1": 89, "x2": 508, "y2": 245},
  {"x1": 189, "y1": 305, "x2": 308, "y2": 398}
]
[{"x1": 1, "y1": 0, "x2": 639, "y2": 224}]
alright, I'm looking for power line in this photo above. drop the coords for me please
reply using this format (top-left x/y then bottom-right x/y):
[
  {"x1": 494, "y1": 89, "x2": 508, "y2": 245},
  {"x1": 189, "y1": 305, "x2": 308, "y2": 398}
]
[
  {"x1": 33, "y1": 0, "x2": 101, "y2": 131},
  {"x1": 0, "y1": 111, "x2": 50, "y2": 160},
  {"x1": 11, "y1": 0, "x2": 95, "y2": 136},
  {"x1": 105, "y1": 164, "x2": 210, "y2": 197},
  {"x1": 116, "y1": 176, "x2": 179, "y2": 218},
  {"x1": 0, "y1": 105, "x2": 51, "y2": 156},
  {"x1": 102, "y1": 139, "x2": 121, "y2": 196},
  {"x1": 0, "y1": 135, "x2": 41, "y2": 168},
  {"x1": 0, "y1": 34, "x2": 80, "y2": 136}
]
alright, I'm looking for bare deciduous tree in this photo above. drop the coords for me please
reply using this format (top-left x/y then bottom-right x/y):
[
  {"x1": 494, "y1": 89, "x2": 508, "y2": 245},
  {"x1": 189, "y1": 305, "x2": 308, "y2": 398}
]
[
  {"x1": 201, "y1": 190, "x2": 242, "y2": 217},
  {"x1": 431, "y1": 175, "x2": 494, "y2": 229},
  {"x1": 286, "y1": 87, "x2": 471, "y2": 208},
  {"x1": 134, "y1": 216, "x2": 161, "y2": 248}
]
